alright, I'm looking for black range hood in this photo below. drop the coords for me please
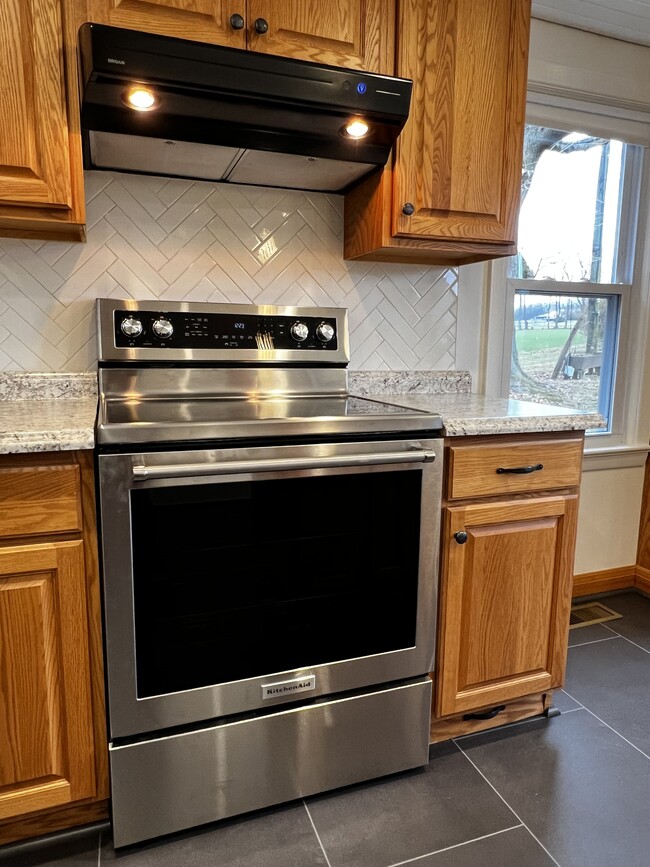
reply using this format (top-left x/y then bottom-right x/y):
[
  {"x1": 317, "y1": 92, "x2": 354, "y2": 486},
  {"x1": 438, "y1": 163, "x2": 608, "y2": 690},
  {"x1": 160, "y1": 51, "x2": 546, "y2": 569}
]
[{"x1": 78, "y1": 23, "x2": 412, "y2": 193}]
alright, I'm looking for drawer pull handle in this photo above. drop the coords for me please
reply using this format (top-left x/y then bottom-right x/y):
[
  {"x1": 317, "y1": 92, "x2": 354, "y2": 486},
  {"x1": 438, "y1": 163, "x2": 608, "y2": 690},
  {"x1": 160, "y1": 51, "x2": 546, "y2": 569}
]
[
  {"x1": 463, "y1": 704, "x2": 506, "y2": 721},
  {"x1": 496, "y1": 463, "x2": 544, "y2": 475}
]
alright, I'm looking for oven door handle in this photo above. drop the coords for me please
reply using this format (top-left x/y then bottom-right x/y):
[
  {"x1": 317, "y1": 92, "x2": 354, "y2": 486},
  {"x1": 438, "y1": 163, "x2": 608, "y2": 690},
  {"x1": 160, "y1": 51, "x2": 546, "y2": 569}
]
[{"x1": 132, "y1": 449, "x2": 436, "y2": 480}]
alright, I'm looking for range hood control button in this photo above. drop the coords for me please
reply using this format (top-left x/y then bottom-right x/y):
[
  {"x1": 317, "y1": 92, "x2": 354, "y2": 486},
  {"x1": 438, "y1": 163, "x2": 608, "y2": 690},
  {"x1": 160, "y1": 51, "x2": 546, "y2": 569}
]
[
  {"x1": 152, "y1": 318, "x2": 174, "y2": 339},
  {"x1": 316, "y1": 322, "x2": 335, "y2": 343},
  {"x1": 290, "y1": 321, "x2": 309, "y2": 342},
  {"x1": 121, "y1": 316, "x2": 143, "y2": 338}
]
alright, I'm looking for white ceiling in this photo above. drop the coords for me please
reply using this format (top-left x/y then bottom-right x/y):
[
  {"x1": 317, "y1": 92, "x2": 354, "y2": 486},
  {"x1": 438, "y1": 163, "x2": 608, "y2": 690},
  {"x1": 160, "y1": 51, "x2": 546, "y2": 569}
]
[{"x1": 533, "y1": 0, "x2": 650, "y2": 47}]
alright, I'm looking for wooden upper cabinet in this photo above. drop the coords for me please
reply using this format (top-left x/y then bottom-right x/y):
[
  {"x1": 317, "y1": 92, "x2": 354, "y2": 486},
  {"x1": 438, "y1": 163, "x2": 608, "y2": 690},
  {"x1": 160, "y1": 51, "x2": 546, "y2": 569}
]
[
  {"x1": 0, "y1": 541, "x2": 96, "y2": 820},
  {"x1": 0, "y1": 0, "x2": 85, "y2": 239},
  {"x1": 344, "y1": 0, "x2": 531, "y2": 265},
  {"x1": 84, "y1": 0, "x2": 246, "y2": 47},
  {"x1": 247, "y1": 0, "x2": 394, "y2": 73},
  {"x1": 84, "y1": 0, "x2": 393, "y2": 70}
]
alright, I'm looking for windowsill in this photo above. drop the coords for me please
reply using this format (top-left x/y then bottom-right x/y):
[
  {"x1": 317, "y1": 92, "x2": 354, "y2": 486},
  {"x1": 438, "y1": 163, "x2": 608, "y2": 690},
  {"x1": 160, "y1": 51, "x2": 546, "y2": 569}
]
[{"x1": 582, "y1": 441, "x2": 649, "y2": 470}]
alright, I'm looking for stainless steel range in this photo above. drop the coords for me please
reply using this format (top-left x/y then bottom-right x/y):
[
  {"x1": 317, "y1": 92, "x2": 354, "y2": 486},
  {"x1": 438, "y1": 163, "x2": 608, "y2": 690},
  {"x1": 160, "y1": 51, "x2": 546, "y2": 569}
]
[{"x1": 95, "y1": 298, "x2": 443, "y2": 848}]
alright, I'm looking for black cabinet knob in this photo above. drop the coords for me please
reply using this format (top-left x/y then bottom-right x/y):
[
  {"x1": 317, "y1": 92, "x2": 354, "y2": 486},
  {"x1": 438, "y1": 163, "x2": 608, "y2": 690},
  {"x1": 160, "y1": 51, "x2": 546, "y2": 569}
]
[
  {"x1": 402, "y1": 202, "x2": 415, "y2": 216},
  {"x1": 230, "y1": 13, "x2": 245, "y2": 29},
  {"x1": 454, "y1": 531, "x2": 468, "y2": 545},
  {"x1": 254, "y1": 17, "x2": 269, "y2": 34}
]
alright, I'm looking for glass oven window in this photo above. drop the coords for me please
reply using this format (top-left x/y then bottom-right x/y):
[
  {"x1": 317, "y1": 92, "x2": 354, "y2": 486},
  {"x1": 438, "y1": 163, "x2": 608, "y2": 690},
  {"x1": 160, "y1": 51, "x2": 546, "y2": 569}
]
[{"x1": 130, "y1": 468, "x2": 422, "y2": 698}]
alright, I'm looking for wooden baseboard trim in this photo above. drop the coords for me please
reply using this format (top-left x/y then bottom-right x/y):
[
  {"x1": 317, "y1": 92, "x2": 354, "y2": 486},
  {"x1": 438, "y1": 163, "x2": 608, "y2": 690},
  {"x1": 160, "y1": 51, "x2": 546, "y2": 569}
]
[
  {"x1": 634, "y1": 565, "x2": 650, "y2": 595},
  {"x1": 0, "y1": 800, "x2": 109, "y2": 847},
  {"x1": 572, "y1": 565, "x2": 636, "y2": 598}
]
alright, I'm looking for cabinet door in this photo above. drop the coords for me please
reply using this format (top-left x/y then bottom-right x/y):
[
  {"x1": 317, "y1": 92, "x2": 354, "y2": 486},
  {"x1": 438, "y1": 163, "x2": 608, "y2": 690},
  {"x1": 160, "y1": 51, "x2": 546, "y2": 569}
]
[
  {"x1": 0, "y1": 542, "x2": 95, "y2": 820},
  {"x1": 85, "y1": 0, "x2": 246, "y2": 46},
  {"x1": 392, "y1": 0, "x2": 530, "y2": 243},
  {"x1": 0, "y1": 0, "x2": 73, "y2": 209},
  {"x1": 435, "y1": 495, "x2": 577, "y2": 717},
  {"x1": 247, "y1": 0, "x2": 394, "y2": 73}
]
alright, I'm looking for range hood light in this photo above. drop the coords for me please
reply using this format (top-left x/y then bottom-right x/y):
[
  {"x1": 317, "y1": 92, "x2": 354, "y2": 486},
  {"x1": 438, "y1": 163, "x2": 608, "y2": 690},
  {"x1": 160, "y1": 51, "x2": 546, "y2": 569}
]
[
  {"x1": 343, "y1": 119, "x2": 370, "y2": 139},
  {"x1": 122, "y1": 87, "x2": 159, "y2": 111}
]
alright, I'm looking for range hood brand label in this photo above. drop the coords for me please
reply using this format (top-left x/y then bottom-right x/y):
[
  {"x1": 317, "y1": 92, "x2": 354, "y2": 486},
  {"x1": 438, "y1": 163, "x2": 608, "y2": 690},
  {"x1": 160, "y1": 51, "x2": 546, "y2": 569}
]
[{"x1": 262, "y1": 675, "x2": 316, "y2": 700}]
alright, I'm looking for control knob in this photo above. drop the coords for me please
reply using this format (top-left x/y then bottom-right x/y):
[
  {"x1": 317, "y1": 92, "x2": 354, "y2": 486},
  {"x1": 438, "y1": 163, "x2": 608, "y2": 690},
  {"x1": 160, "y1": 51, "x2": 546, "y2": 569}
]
[
  {"x1": 120, "y1": 316, "x2": 143, "y2": 338},
  {"x1": 290, "y1": 321, "x2": 309, "y2": 342},
  {"x1": 152, "y1": 317, "x2": 174, "y2": 339},
  {"x1": 316, "y1": 322, "x2": 335, "y2": 343}
]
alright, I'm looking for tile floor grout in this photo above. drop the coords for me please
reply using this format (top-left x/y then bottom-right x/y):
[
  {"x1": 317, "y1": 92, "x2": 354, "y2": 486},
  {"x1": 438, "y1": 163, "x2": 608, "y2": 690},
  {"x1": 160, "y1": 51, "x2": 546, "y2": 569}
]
[
  {"x1": 601, "y1": 622, "x2": 650, "y2": 655},
  {"x1": 384, "y1": 823, "x2": 524, "y2": 867},
  {"x1": 303, "y1": 800, "x2": 333, "y2": 867},
  {"x1": 452, "y1": 740, "x2": 562, "y2": 867},
  {"x1": 567, "y1": 634, "x2": 620, "y2": 649},
  {"x1": 561, "y1": 686, "x2": 650, "y2": 762}
]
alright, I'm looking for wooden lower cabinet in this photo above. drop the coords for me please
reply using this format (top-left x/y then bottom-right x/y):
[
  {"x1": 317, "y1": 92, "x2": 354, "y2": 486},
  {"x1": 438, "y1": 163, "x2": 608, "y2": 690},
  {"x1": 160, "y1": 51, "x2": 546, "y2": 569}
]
[
  {"x1": 0, "y1": 542, "x2": 95, "y2": 820},
  {"x1": 0, "y1": 452, "x2": 108, "y2": 845},
  {"x1": 432, "y1": 432, "x2": 582, "y2": 735}
]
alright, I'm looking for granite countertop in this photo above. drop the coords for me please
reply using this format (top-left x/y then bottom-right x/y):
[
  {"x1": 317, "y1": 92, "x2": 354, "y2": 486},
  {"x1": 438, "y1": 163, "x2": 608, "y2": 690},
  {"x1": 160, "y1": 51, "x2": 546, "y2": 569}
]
[
  {"x1": 0, "y1": 373, "x2": 98, "y2": 454},
  {"x1": 349, "y1": 372, "x2": 605, "y2": 436},
  {"x1": 0, "y1": 369, "x2": 604, "y2": 454}
]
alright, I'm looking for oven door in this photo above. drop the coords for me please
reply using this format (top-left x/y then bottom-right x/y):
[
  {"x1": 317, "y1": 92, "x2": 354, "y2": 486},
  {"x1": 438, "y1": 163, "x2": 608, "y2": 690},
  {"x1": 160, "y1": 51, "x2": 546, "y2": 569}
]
[{"x1": 98, "y1": 438, "x2": 442, "y2": 739}]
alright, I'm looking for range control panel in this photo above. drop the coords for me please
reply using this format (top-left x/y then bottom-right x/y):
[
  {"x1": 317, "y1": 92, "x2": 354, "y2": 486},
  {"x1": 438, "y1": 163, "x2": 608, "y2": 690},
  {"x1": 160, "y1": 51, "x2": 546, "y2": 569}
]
[{"x1": 113, "y1": 310, "x2": 338, "y2": 351}]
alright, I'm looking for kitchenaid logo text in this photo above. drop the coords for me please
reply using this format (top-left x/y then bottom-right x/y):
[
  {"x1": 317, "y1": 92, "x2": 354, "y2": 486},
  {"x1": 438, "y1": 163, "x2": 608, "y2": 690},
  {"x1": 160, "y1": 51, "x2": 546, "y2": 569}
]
[
  {"x1": 107, "y1": 58, "x2": 126, "y2": 65},
  {"x1": 262, "y1": 676, "x2": 316, "y2": 700}
]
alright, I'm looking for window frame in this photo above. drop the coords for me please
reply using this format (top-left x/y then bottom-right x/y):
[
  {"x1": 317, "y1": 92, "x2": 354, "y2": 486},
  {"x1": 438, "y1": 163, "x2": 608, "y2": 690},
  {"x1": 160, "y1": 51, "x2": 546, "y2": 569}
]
[
  {"x1": 503, "y1": 278, "x2": 632, "y2": 442},
  {"x1": 461, "y1": 104, "x2": 650, "y2": 457}
]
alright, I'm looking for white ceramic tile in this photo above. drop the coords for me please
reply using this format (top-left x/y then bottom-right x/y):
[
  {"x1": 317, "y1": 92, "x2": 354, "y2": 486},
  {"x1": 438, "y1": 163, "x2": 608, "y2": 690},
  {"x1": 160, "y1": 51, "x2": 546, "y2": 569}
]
[{"x1": 0, "y1": 172, "x2": 458, "y2": 371}]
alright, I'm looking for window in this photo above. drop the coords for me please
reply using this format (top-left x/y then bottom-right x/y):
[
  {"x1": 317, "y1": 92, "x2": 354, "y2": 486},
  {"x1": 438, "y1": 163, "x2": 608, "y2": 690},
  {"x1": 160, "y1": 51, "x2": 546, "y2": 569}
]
[{"x1": 506, "y1": 124, "x2": 643, "y2": 433}]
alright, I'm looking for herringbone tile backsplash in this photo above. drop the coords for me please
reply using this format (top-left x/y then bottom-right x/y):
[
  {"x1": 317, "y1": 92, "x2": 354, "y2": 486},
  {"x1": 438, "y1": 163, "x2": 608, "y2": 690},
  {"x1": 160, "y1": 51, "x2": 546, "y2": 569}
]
[{"x1": 0, "y1": 172, "x2": 458, "y2": 371}]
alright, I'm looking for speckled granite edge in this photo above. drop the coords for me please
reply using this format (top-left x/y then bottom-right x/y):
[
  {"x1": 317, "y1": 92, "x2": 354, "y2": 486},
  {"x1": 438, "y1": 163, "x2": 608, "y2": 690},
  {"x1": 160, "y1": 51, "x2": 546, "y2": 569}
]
[
  {"x1": 441, "y1": 412, "x2": 605, "y2": 437},
  {"x1": 0, "y1": 428, "x2": 96, "y2": 455},
  {"x1": 0, "y1": 372, "x2": 97, "y2": 400},
  {"x1": 348, "y1": 370, "x2": 471, "y2": 395}
]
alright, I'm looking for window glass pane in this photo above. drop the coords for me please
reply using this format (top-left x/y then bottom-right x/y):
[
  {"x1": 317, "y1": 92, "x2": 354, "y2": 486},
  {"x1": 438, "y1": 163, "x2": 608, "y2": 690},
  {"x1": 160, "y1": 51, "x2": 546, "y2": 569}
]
[
  {"x1": 509, "y1": 125, "x2": 637, "y2": 283},
  {"x1": 510, "y1": 290, "x2": 619, "y2": 428}
]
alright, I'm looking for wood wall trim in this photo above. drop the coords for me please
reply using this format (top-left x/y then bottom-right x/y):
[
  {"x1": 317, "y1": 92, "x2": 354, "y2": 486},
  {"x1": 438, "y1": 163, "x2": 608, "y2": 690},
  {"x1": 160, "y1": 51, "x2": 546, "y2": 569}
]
[
  {"x1": 572, "y1": 565, "x2": 637, "y2": 597},
  {"x1": 634, "y1": 565, "x2": 650, "y2": 596}
]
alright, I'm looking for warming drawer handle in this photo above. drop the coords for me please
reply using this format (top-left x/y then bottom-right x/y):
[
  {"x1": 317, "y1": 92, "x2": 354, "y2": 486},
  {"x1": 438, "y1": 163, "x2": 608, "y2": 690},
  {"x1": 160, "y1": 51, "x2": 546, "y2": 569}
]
[
  {"x1": 496, "y1": 463, "x2": 544, "y2": 475},
  {"x1": 132, "y1": 449, "x2": 436, "y2": 481}
]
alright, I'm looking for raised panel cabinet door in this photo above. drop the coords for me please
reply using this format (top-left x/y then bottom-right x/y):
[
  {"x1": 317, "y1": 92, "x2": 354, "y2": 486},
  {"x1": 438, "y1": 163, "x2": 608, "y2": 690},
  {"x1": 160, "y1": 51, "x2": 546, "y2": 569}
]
[
  {"x1": 435, "y1": 495, "x2": 577, "y2": 717},
  {"x1": 247, "y1": 0, "x2": 395, "y2": 73},
  {"x1": 0, "y1": 542, "x2": 95, "y2": 821},
  {"x1": 0, "y1": 0, "x2": 73, "y2": 208},
  {"x1": 84, "y1": 0, "x2": 247, "y2": 46},
  {"x1": 393, "y1": 0, "x2": 530, "y2": 243}
]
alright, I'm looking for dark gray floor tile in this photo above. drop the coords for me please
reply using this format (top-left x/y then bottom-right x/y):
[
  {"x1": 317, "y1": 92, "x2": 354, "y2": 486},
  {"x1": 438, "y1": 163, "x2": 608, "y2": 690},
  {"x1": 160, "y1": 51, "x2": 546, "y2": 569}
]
[
  {"x1": 0, "y1": 829, "x2": 100, "y2": 865},
  {"x1": 100, "y1": 803, "x2": 326, "y2": 866},
  {"x1": 460, "y1": 709, "x2": 650, "y2": 867},
  {"x1": 410, "y1": 825, "x2": 555, "y2": 867},
  {"x1": 551, "y1": 688, "x2": 582, "y2": 712},
  {"x1": 305, "y1": 742, "x2": 516, "y2": 867},
  {"x1": 566, "y1": 637, "x2": 650, "y2": 754},
  {"x1": 567, "y1": 623, "x2": 614, "y2": 646},
  {"x1": 599, "y1": 591, "x2": 650, "y2": 651}
]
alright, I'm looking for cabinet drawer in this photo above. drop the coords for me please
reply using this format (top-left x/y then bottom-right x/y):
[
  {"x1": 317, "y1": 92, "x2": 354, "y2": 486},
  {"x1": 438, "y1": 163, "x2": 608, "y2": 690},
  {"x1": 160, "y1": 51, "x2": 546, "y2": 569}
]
[
  {"x1": 0, "y1": 464, "x2": 82, "y2": 538},
  {"x1": 447, "y1": 438, "x2": 583, "y2": 500}
]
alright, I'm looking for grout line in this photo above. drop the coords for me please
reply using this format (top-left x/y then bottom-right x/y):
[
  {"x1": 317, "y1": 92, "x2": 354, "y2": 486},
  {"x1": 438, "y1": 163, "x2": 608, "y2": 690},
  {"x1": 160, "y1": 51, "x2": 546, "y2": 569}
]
[
  {"x1": 385, "y1": 824, "x2": 523, "y2": 867},
  {"x1": 601, "y1": 623, "x2": 650, "y2": 656},
  {"x1": 452, "y1": 742, "x2": 562, "y2": 867},
  {"x1": 557, "y1": 706, "x2": 585, "y2": 714},
  {"x1": 97, "y1": 830, "x2": 101, "y2": 867},
  {"x1": 568, "y1": 635, "x2": 620, "y2": 649},
  {"x1": 560, "y1": 687, "x2": 650, "y2": 762},
  {"x1": 303, "y1": 800, "x2": 332, "y2": 867}
]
